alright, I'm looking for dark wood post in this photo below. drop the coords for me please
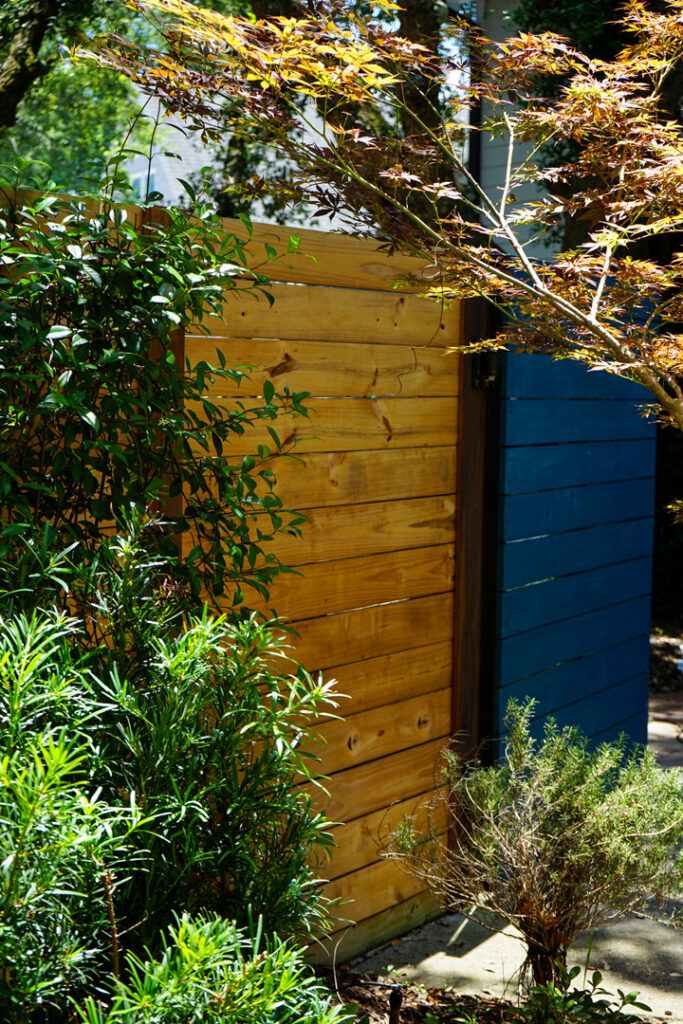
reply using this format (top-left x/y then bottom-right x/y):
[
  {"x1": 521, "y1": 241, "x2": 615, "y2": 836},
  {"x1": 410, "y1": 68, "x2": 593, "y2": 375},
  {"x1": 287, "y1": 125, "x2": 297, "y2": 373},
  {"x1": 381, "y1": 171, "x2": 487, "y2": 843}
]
[{"x1": 452, "y1": 297, "x2": 501, "y2": 760}]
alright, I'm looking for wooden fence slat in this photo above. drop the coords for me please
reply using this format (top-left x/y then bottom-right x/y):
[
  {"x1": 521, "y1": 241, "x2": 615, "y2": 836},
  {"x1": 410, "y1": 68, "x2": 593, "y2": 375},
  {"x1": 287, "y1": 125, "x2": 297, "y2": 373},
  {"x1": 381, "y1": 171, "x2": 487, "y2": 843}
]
[
  {"x1": 194, "y1": 283, "x2": 460, "y2": 346},
  {"x1": 324, "y1": 857, "x2": 427, "y2": 926},
  {"x1": 257, "y1": 543, "x2": 455, "y2": 621},
  {"x1": 309, "y1": 739, "x2": 445, "y2": 823},
  {"x1": 502, "y1": 399, "x2": 655, "y2": 446},
  {"x1": 254, "y1": 447, "x2": 457, "y2": 510},
  {"x1": 258, "y1": 496, "x2": 456, "y2": 566},
  {"x1": 501, "y1": 478, "x2": 655, "y2": 541},
  {"x1": 291, "y1": 594, "x2": 454, "y2": 671},
  {"x1": 495, "y1": 636, "x2": 650, "y2": 721},
  {"x1": 313, "y1": 892, "x2": 441, "y2": 962},
  {"x1": 321, "y1": 641, "x2": 452, "y2": 717},
  {"x1": 214, "y1": 217, "x2": 438, "y2": 291},
  {"x1": 497, "y1": 596, "x2": 652, "y2": 685},
  {"x1": 317, "y1": 688, "x2": 451, "y2": 775},
  {"x1": 499, "y1": 557, "x2": 651, "y2": 638},
  {"x1": 502, "y1": 438, "x2": 656, "y2": 493},
  {"x1": 324, "y1": 796, "x2": 447, "y2": 881},
  {"x1": 539, "y1": 673, "x2": 649, "y2": 740},
  {"x1": 185, "y1": 336, "x2": 458, "y2": 398},
  {"x1": 590, "y1": 707, "x2": 648, "y2": 745},
  {"x1": 506, "y1": 353, "x2": 651, "y2": 401},
  {"x1": 501, "y1": 518, "x2": 653, "y2": 590},
  {"x1": 187, "y1": 396, "x2": 459, "y2": 454}
]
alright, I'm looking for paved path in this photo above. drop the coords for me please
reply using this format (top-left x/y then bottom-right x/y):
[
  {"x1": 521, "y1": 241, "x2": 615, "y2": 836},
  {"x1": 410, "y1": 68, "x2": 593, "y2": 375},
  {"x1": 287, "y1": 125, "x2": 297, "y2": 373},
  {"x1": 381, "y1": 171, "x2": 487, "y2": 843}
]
[{"x1": 352, "y1": 696, "x2": 683, "y2": 1022}]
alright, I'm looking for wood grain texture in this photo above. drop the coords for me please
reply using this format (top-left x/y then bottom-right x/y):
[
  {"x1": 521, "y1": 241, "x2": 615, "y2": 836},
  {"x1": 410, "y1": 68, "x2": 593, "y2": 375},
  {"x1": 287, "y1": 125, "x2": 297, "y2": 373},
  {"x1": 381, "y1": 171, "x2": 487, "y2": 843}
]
[
  {"x1": 213, "y1": 218, "x2": 440, "y2": 292},
  {"x1": 316, "y1": 688, "x2": 451, "y2": 775},
  {"x1": 255, "y1": 543, "x2": 455, "y2": 621},
  {"x1": 186, "y1": 396, "x2": 459, "y2": 455},
  {"x1": 194, "y1": 283, "x2": 460, "y2": 346},
  {"x1": 308, "y1": 738, "x2": 446, "y2": 823},
  {"x1": 292, "y1": 594, "x2": 454, "y2": 672},
  {"x1": 323, "y1": 796, "x2": 447, "y2": 880},
  {"x1": 322, "y1": 641, "x2": 453, "y2": 717},
  {"x1": 258, "y1": 495, "x2": 456, "y2": 566},
  {"x1": 311, "y1": 891, "x2": 441, "y2": 964},
  {"x1": 254, "y1": 447, "x2": 457, "y2": 510},
  {"x1": 324, "y1": 857, "x2": 428, "y2": 926},
  {"x1": 185, "y1": 336, "x2": 458, "y2": 398}
]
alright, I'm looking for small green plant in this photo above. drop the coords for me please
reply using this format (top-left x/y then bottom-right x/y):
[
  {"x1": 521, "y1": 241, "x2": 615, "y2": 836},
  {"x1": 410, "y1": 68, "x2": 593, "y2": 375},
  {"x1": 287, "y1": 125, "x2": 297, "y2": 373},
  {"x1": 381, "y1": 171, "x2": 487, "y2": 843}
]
[
  {"x1": 391, "y1": 699, "x2": 683, "y2": 987},
  {"x1": 75, "y1": 913, "x2": 355, "y2": 1024},
  {"x1": 513, "y1": 963, "x2": 651, "y2": 1024}
]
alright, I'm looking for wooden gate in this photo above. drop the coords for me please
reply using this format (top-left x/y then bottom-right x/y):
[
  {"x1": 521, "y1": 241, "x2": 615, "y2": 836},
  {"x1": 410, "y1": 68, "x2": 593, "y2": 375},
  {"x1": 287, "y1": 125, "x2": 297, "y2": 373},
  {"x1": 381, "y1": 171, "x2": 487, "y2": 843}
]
[{"x1": 186, "y1": 221, "x2": 463, "y2": 959}]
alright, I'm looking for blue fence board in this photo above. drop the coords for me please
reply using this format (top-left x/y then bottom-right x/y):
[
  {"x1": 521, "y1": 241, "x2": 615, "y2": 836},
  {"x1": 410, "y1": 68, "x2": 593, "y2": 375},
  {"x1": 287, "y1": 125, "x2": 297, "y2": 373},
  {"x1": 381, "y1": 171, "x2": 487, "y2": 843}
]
[
  {"x1": 501, "y1": 518, "x2": 653, "y2": 590},
  {"x1": 505, "y1": 353, "x2": 650, "y2": 401},
  {"x1": 498, "y1": 588, "x2": 650, "y2": 686},
  {"x1": 590, "y1": 709, "x2": 648, "y2": 746},
  {"x1": 495, "y1": 635, "x2": 650, "y2": 721},
  {"x1": 502, "y1": 399, "x2": 655, "y2": 446},
  {"x1": 501, "y1": 478, "x2": 655, "y2": 541},
  {"x1": 498, "y1": 557, "x2": 651, "y2": 637},
  {"x1": 502, "y1": 438, "x2": 655, "y2": 493},
  {"x1": 493, "y1": 352, "x2": 655, "y2": 751}
]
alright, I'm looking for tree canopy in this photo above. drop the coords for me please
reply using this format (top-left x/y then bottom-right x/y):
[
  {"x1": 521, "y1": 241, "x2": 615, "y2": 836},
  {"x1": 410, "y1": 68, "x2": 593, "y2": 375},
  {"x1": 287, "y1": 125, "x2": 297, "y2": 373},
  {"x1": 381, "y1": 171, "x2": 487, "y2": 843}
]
[{"x1": 87, "y1": 0, "x2": 683, "y2": 429}]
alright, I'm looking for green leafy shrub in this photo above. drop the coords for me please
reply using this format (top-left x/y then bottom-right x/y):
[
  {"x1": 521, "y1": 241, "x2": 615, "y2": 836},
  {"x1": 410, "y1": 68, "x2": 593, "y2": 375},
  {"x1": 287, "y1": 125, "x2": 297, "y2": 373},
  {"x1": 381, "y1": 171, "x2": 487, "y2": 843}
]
[
  {"x1": 513, "y1": 964, "x2": 651, "y2": 1024},
  {"x1": 0, "y1": 171, "x2": 307, "y2": 613},
  {"x1": 392, "y1": 699, "x2": 683, "y2": 987},
  {"x1": 76, "y1": 913, "x2": 354, "y2": 1024},
  {"x1": 0, "y1": 537, "x2": 338, "y2": 1022}
]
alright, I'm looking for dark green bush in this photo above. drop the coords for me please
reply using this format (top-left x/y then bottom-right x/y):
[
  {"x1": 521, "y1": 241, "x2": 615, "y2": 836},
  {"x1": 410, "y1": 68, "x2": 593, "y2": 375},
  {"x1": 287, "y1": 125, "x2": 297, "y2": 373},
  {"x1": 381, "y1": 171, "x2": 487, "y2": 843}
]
[
  {"x1": 0, "y1": 172, "x2": 307, "y2": 614},
  {"x1": 0, "y1": 564, "x2": 338, "y2": 1022}
]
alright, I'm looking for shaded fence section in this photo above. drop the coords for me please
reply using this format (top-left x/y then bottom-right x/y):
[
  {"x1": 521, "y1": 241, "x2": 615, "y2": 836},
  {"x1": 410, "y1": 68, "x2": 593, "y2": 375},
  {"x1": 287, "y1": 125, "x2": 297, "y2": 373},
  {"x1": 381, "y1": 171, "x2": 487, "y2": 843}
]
[
  {"x1": 495, "y1": 353, "x2": 656, "y2": 746},
  {"x1": 185, "y1": 223, "x2": 462, "y2": 958}
]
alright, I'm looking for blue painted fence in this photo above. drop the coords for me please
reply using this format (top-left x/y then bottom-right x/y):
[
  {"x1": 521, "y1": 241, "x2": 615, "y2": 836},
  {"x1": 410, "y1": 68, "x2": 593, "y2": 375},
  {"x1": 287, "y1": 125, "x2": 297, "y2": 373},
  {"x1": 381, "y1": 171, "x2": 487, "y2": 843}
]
[{"x1": 494, "y1": 353, "x2": 656, "y2": 748}]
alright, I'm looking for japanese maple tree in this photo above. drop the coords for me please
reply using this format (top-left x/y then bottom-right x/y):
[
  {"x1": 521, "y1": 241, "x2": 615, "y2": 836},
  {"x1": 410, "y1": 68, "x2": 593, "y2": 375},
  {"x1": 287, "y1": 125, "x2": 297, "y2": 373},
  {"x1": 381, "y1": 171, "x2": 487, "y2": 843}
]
[{"x1": 89, "y1": 0, "x2": 683, "y2": 428}]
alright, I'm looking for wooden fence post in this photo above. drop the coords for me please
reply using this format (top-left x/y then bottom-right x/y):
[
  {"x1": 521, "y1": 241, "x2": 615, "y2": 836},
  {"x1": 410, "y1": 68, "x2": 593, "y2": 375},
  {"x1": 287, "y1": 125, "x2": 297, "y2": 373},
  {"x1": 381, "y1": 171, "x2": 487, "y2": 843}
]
[{"x1": 452, "y1": 297, "x2": 501, "y2": 760}]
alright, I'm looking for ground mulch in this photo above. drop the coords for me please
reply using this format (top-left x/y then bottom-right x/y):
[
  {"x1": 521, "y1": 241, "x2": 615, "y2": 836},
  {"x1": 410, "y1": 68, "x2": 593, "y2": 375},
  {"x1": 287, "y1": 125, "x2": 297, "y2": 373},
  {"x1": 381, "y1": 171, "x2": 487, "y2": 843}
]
[{"x1": 318, "y1": 968, "x2": 516, "y2": 1024}]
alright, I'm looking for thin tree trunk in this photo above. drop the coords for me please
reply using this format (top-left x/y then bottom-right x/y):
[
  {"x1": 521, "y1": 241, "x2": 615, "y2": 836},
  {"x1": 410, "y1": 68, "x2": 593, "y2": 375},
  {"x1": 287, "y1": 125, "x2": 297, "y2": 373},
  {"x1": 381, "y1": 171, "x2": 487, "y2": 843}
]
[{"x1": 0, "y1": 0, "x2": 57, "y2": 128}]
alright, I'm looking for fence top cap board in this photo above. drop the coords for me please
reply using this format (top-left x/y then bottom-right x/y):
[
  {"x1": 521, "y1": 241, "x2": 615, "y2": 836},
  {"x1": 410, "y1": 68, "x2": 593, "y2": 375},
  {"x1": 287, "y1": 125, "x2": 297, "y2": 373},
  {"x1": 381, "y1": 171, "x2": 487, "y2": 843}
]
[
  {"x1": 1, "y1": 187, "x2": 434, "y2": 295},
  {"x1": 219, "y1": 218, "x2": 435, "y2": 293}
]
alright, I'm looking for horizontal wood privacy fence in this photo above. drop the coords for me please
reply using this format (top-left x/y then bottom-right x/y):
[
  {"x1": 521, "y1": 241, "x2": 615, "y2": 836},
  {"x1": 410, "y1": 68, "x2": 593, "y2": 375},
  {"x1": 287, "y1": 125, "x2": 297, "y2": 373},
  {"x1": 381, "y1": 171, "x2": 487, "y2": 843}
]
[
  {"x1": 184, "y1": 222, "x2": 463, "y2": 959},
  {"x1": 494, "y1": 353, "x2": 656, "y2": 749}
]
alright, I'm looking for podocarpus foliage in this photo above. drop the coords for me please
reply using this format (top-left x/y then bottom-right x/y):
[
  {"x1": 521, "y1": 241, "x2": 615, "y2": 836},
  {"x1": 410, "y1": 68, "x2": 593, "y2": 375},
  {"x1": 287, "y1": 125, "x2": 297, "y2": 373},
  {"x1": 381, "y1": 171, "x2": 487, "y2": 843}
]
[
  {"x1": 90, "y1": 0, "x2": 683, "y2": 429},
  {"x1": 0, "y1": 532, "x2": 339, "y2": 1022},
  {"x1": 0, "y1": 173, "x2": 307, "y2": 615},
  {"x1": 75, "y1": 914, "x2": 353, "y2": 1024},
  {"x1": 391, "y1": 700, "x2": 683, "y2": 987}
]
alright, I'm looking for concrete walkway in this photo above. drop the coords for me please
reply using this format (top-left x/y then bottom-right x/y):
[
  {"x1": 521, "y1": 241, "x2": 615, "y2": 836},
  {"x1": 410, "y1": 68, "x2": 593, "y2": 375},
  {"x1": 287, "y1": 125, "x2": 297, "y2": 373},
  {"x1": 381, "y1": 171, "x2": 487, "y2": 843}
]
[{"x1": 352, "y1": 697, "x2": 683, "y2": 1022}]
